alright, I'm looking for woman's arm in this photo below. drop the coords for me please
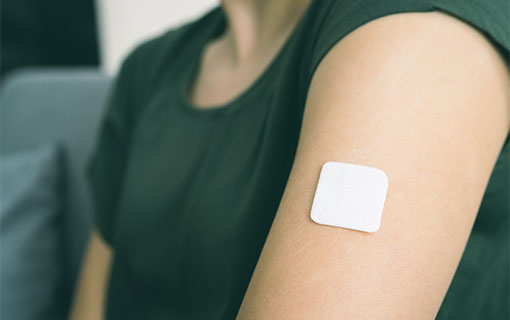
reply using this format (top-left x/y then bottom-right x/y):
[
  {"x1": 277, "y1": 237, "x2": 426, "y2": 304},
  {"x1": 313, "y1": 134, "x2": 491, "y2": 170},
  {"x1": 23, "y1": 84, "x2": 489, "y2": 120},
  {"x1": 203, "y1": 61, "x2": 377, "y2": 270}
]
[
  {"x1": 68, "y1": 228, "x2": 113, "y2": 320},
  {"x1": 236, "y1": 11, "x2": 509, "y2": 319}
]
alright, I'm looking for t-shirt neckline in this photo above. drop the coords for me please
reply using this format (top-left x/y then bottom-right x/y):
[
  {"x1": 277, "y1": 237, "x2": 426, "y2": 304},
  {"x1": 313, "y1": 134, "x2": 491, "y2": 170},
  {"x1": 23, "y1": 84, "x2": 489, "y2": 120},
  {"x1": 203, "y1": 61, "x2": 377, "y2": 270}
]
[{"x1": 176, "y1": 3, "x2": 313, "y2": 116}]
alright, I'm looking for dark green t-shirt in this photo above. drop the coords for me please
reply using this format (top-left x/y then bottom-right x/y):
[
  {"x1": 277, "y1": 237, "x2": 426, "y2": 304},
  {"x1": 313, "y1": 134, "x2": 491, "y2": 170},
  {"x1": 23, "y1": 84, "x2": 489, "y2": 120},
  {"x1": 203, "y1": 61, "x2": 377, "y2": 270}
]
[{"x1": 86, "y1": 0, "x2": 509, "y2": 318}]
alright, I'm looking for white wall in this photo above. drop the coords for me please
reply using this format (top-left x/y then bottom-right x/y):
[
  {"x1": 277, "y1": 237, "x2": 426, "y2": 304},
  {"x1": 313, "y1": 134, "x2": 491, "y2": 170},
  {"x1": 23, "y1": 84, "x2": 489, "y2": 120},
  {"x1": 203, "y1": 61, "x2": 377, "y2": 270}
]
[{"x1": 96, "y1": 0, "x2": 219, "y2": 74}]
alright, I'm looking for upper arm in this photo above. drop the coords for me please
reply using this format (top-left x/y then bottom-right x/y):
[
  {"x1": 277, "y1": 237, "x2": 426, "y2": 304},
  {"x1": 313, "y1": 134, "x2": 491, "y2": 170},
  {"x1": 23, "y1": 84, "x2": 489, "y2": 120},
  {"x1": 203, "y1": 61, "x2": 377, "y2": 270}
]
[{"x1": 236, "y1": 11, "x2": 509, "y2": 319}]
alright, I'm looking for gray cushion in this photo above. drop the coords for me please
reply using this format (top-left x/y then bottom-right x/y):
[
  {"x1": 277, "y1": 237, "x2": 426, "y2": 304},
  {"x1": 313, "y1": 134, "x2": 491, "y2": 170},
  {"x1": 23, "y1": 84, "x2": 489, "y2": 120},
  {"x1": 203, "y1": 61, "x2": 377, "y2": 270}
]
[
  {"x1": 1, "y1": 143, "x2": 66, "y2": 320},
  {"x1": 0, "y1": 68, "x2": 113, "y2": 315}
]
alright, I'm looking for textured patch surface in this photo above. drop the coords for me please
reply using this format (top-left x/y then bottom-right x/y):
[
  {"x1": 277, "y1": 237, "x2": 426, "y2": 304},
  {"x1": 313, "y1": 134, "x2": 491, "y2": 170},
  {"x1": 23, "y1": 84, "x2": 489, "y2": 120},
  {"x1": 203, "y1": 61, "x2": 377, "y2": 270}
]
[{"x1": 310, "y1": 162, "x2": 388, "y2": 233}]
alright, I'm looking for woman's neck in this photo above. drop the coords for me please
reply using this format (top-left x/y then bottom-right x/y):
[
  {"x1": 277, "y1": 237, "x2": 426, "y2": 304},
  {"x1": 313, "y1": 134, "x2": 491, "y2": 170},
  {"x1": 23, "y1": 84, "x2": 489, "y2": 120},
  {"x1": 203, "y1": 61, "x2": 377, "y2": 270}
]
[{"x1": 219, "y1": 0, "x2": 312, "y2": 64}]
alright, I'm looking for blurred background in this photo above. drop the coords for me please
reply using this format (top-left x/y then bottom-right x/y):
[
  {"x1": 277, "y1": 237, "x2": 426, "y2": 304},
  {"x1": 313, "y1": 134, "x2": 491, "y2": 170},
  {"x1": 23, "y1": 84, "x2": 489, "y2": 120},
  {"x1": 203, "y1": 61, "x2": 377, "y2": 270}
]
[
  {"x1": 0, "y1": 1, "x2": 217, "y2": 319},
  {"x1": 1, "y1": 0, "x2": 218, "y2": 77}
]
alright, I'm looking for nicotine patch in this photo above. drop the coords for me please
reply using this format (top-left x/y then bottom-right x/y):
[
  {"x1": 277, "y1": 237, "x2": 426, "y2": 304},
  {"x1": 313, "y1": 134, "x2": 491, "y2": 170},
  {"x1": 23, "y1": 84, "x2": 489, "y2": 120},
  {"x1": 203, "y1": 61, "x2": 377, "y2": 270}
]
[{"x1": 310, "y1": 161, "x2": 388, "y2": 233}]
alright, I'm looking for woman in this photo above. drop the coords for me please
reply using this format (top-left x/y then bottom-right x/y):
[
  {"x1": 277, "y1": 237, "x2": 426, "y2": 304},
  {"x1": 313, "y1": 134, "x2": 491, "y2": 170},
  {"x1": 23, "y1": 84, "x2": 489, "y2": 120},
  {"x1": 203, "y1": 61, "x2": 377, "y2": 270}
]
[{"x1": 70, "y1": 0, "x2": 509, "y2": 318}]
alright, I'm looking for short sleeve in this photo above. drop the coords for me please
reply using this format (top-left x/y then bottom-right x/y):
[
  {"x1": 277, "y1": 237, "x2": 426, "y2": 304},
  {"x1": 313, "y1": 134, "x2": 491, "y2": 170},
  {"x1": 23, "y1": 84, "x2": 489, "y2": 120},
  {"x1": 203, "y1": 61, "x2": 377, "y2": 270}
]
[
  {"x1": 306, "y1": 0, "x2": 509, "y2": 86},
  {"x1": 85, "y1": 51, "x2": 138, "y2": 247}
]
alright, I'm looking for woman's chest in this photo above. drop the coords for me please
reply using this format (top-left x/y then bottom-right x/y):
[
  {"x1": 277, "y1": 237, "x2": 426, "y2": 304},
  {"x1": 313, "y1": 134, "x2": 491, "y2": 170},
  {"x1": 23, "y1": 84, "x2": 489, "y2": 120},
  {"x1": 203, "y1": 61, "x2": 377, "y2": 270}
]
[{"x1": 112, "y1": 87, "x2": 304, "y2": 268}]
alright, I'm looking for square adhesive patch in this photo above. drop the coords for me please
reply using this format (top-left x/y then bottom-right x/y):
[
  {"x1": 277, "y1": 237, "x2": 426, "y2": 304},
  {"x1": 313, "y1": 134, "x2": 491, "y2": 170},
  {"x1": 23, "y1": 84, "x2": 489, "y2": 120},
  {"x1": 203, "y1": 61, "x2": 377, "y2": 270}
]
[{"x1": 310, "y1": 162, "x2": 388, "y2": 233}]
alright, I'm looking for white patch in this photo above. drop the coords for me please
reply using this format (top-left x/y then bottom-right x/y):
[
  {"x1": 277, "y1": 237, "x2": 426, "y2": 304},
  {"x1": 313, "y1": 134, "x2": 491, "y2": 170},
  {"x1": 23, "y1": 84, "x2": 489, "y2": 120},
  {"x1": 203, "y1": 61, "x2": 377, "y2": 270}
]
[{"x1": 310, "y1": 161, "x2": 388, "y2": 233}]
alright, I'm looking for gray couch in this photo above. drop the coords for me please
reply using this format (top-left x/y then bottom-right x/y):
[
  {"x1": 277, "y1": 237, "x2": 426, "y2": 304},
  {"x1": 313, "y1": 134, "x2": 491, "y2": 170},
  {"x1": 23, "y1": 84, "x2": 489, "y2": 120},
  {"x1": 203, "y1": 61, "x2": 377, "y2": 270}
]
[{"x1": 1, "y1": 68, "x2": 113, "y2": 318}]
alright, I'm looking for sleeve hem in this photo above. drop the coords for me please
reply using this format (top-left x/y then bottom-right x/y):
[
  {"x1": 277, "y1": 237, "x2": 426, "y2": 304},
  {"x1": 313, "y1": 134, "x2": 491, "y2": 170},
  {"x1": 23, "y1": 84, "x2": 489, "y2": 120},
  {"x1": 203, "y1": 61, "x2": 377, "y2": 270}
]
[
  {"x1": 307, "y1": 0, "x2": 434, "y2": 86},
  {"x1": 307, "y1": 0, "x2": 509, "y2": 88}
]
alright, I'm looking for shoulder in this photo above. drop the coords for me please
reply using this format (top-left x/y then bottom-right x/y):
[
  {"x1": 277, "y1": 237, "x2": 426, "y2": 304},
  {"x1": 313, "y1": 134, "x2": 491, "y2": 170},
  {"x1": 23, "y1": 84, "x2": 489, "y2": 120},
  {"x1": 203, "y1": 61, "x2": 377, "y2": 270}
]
[
  {"x1": 302, "y1": 0, "x2": 508, "y2": 88},
  {"x1": 306, "y1": 4, "x2": 509, "y2": 127}
]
